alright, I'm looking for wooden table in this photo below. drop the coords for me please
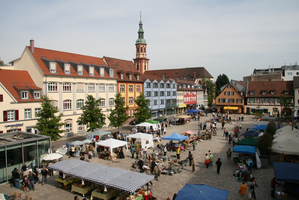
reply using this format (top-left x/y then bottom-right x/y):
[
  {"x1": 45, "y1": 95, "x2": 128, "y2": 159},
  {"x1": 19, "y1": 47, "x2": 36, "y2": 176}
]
[
  {"x1": 55, "y1": 177, "x2": 80, "y2": 190},
  {"x1": 71, "y1": 183, "x2": 95, "y2": 197},
  {"x1": 90, "y1": 188, "x2": 119, "y2": 200}
]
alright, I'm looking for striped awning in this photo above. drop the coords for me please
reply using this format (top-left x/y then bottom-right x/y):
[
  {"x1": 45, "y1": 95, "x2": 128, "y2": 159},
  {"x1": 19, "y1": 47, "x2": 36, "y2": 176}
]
[
  {"x1": 223, "y1": 106, "x2": 238, "y2": 110},
  {"x1": 48, "y1": 159, "x2": 154, "y2": 193}
]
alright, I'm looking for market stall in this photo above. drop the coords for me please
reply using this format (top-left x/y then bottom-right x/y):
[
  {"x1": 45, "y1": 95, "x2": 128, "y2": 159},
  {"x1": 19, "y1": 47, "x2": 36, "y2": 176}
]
[
  {"x1": 126, "y1": 133, "x2": 154, "y2": 149},
  {"x1": 95, "y1": 138, "x2": 128, "y2": 161},
  {"x1": 86, "y1": 129, "x2": 111, "y2": 140},
  {"x1": 236, "y1": 137, "x2": 258, "y2": 146},
  {"x1": 136, "y1": 122, "x2": 156, "y2": 133}
]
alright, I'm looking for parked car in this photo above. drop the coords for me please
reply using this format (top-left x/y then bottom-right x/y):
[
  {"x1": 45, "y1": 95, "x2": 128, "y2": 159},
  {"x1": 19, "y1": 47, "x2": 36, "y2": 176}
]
[
  {"x1": 154, "y1": 117, "x2": 168, "y2": 123},
  {"x1": 205, "y1": 106, "x2": 217, "y2": 113},
  {"x1": 129, "y1": 119, "x2": 140, "y2": 125}
]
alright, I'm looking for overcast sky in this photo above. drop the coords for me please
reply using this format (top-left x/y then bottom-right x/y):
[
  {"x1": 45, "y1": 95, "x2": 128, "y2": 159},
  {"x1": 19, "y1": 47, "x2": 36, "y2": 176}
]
[{"x1": 1, "y1": 0, "x2": 299, "y2": 80}]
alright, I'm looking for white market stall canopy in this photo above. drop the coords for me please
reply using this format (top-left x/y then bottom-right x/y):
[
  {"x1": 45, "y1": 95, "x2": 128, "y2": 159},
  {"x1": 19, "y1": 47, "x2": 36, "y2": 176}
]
[
  {"x1": 271, "y1": 139, "x2": 299, "y2": 155},
  {"x1": 136, "y1": 122, "x2": 157, "y2": 132},
  {"x1": 96, "y1": 138, "x2": 128, "y2": 158},
  {"x1": 126, "y1": 133, "x2": 154, "y2": 149},
  {"x1": 48, "y1": 159, "x2": 154, "y2": 193},
  {"x1": 274, "y1": 125, "x2": 299, "y2": 138},
  {"x1": 86, "y1": 129, "x2": 111, "y2": 140}
]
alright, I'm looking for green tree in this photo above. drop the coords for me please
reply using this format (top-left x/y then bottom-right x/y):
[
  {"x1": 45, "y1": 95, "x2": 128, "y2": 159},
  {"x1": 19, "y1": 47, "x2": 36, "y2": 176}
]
[
  {"x1": 257, "y1": 133, "x2": 272, "y2": 155},
  {"x1": 215, "y1": 74, "x2": 229, "y2": 96},
  {"x1": 77, "y1": 95, "x2": 106, "y2": 132},
  {"x1": 265, "y1": 121, "x2": 277, "y2": 137},
  {"x1": 278, "y1": 95, "x2": 293, "y2": 120},
  {"x1": 202, "y1": 78, "x2": 216, "y2": 107},
  {"x1": 0, "y1": 59, "x2": 5, "y2": 66},
  {"x1": 108, "y1": 93, "x2": 130, "y2": 132},
  {"x1": 134, "y1": 93, "x2": 151, "y2": 123},
  {"x1": 36, "y1": 96, "x2": 65, "y2": 141}
]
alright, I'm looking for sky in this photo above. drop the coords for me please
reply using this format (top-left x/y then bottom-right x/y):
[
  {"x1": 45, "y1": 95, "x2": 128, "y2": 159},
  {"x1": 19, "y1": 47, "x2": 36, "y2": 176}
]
[{"x1": 1, "y1": 0, "x2": 299, "y2": 80}]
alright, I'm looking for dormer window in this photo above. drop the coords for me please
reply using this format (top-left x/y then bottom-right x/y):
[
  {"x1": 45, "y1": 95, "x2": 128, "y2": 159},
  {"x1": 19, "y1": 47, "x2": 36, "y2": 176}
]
[
  {"x1": 137, "y1": 75, "x2": 140, "y2": 80},
  {"x1": 50, "y1": 62, "x2": 57, "y2": 73},
  {"x1": 187, "y1": 85, "x2": 190, "y2": 88},
  {"x1": 77, "y1": 65, "x2": 83, "y2": 75},
  {"x1": 120, "y1": 74, "x2": 124, "y2": 79},
  {"x1": 262, "y1": 91, "x2": 266, "y2": 95},
  {"x1": 250, "y1": 91, "x2": 254, "y2": 95},
  {"x1": 64, "y1": 63, "x2": 70, "y2": 74},
  {"x1": 34, "y1": 91, "x2": 41, "y2": 99},
  {"x1": 270, "y1": 90, "x2": 275, "y2": 95},
  {"x1": 109, "y1": 69, "x2": 114, "y2": 77},
  {"x1": 89, "y1": 66, "x2": 94, "y2": 76},
  {"x1": 183, "y1": 85, "x2": 186, "y2": 88},
  {"x1": 129, "y1": 74, "x2": 132, "y2": 80},
  {"x1": 100, "y1": 68, "x2": 104, "y2": 77},
  {"x1": 284, "y1": 90, "x2": 289, "y2": 95},
  {"x1": 21, "y1": 91, "x2": 29, "y2": 99}
]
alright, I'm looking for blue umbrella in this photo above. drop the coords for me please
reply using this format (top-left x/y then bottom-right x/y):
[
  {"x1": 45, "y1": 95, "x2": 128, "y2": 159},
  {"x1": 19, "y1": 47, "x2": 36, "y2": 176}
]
[
  {"x1": 252, "y1": 124, "x2": 267, "y2": 130},
  {"x1": 176, "y1": 184, "x2": 229, "y2": 200},
  {"x1": 186, "y1": 109, "x2": 197, "y2": 113},
  {"x1": 242, "y1": 130, "x2": 260, "y2": 137},
  {"x1": 162, "y1": 132, "x2": 188, "y2": 141}
]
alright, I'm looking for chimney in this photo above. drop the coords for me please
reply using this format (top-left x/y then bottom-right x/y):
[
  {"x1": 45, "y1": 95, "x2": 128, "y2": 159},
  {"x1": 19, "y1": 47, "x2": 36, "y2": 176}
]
[{"x1": 30, "y1": 39, "x2": 34, "y2": 53}]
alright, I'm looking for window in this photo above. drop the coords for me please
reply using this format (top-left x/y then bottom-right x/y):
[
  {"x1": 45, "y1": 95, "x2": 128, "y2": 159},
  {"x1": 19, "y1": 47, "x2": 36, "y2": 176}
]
[
  {"x1": 173, "y1": 91, "x2": 176, "y2": 96},
  {"x1": 227, "y1": 85, "x2": 231, "y2": 88},
  {"x1": 88, "y1": 83, "x2": 95, "y2": 92},
  {"x1": 77, "y1": 83, "x2": 84, "y2": 92},
  {"x1": 154, "y1": 100, "x2": 157, "y2": 105},
  {"x1": 146, "y1": 91, "x2": 151, "y2": 97},
  {"x1": 129, "y1": 85, "x2": 133, "y2": 93},
  {"x1": 99, "y1": 84, "x2": 105, "y2": 92},
  {"x1": 262, "y1": 91, "x2": 266, "y2": 95},
  {"x1": 0, "y1": 94, "x2": 3, "y2": 102},
  {"x1": 120, "y1": 74, "x2": 124, "y2": 79},
  {"x1": 76, "y1": 99, "x2": 84, "y2": 109},
  {"x1": 64, "y1": 63, "x2": 70, "y2": 74},
  {"x1": 161, "y1": 99, "x2": 164, "y2": 104},
  {"x1": 270, "y1": 90, "x2": 275, "y2": 95},
  {"x1": 109, "y1": 98, "x2": 114, "y2": 106},
  {"x1": 65, "y1": 122, "x2": 72, "y2": 133},
  {"x1": 34, "y1": 91, "x2": 41, "y2": 99},
  {"x1": 137, "y1": 75, "x2": 140, "y2": 80},
  {"x1": 109, "y1": 69, "x2": 114, "y2": 77},
  {"x1": 78, "y1": 122, "x2": 84, "y2": 131},
  {"x1": 230, "y1": 91, "x2": 234, "y2": 95},
  {"x1": 120, "y1": 85, "x2": 125, "y2": 93},
  {"x1": 129, "y1": 97, "x2": 133, "y2": 105},
  {"x1": 287, "y1": 72, "x2": 292, "y2": 75},
  {"x1": 77, "y1": 65, "x2": 83, "y2": 75},
  {"x1": 109, "y1": 84, "x2": 114, "y2": 92},
  {"x1": 154, "y1": 91, "x2": 158, "y2": 96},
  {"x1": 173, "y1": 84, "x2": 176, "y2": 88},
  {"x1": 63, "y1": 100, "x2": 72, "y2": 110},
  {"x1": 160, "y1": 83, "x2": 164, "y2": 88},
  {"x1": 21, "y1": 91, "x2": 29, "y2": 99},
  {"x1": 167, "y1": 91, "x2": 171, "y2": 96},
  {"x1": 100, "y1": 68, "x2": 104, "y2": 77},
  {"x1": 229, "y1": 99, "x2": 234, "y2": 103},
  {"x1": 160, "y1": 91, "x2": 164, "y2": 96},
  {"x1": 48, "y1": 82, "x2": 57, "y2": 92},
  {"x1": 63, "y1": 82, "x2": 72, "y2": 92},
  {"x1": 24, "y1": 109, "x2": 31, "y2": 119},
  {"x1": 237, "y1": 99, "x2": 243, "y2": 103},
  {"x1": 146, "y1": 82, "x2": 151, "y2": 88},
  {"x1": 129, "y1": 74, "x2": 132, "y2": 80},
  {"x1": 166, "y1": 83, "x2": 170, "y2": 88},
  {"x1": 249, "y1": 91, "x2": 254, "y2": 95},
  {"x1": 100, "y1": 98, "x2": 105, "y2": 107},
  {"x1": 35, "y1": 108, "x2": 41, "y2": 118},
  {"x1": 273, "y1": 108, "x2": 278, "y2": 113},
  {"x1": 136, "y1": 85, "x2": 141, "y2": 93},
  {"x1": 50, "y1": 62, "x2": 56, "y2": 73},
  {"x1": 153, "y1": 83, "x2": 158, "y2": 88},
  {"x1": 284, "y1": 90, "x2": 289, "y2": 95},
  {"x1": 89, "y1": 66, "x2": 94, "y2": 76},
  {"x1": 6, "y1": 110, "x2": 16, "y2": 121},
  {"x1": 270, "y1": 98, "x2": 275, "y2": 103}
]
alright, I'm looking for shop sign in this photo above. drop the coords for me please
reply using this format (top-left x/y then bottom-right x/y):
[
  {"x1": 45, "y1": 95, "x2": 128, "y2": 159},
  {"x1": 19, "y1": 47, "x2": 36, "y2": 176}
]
[{"x1": 5, "y1": 123, "x2": 24, "y2": 128}]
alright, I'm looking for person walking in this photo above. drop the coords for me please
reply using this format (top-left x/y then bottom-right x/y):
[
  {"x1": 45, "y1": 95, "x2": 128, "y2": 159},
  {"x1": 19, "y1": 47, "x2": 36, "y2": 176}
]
[
  {"x1": 28, "y1": 171, "x2": 35, "y2": 191},
  {"x1": 135, "y1": 147, "x2": 140, "y2": 159},
  {"x1": 248, "y1": 158, "x2": 254, "y2": 174},
  {"x1": 209, "y1": 153, "x2": 214, "y2": 167},
  {"x1": 130, "y1": 146, "x2": 135, "y2": 158},
  {"x1": 226, "y1": 148, "x2": 232, "y2": 161},
  {"x1": 12, "y1": 168, "x2": 20, "y2": 189},
  {"x1": 192, "y1": 140, "x2": 196, "y2": 151},
  {"x1": 188, "y1": 151, "x2": 193, "y2": 166},
  {"x1": 176, "y1": 147, "x2": 181, "y2": 160},
  {"x1": 216, "y1": 158, "x2": 222, "y2": 174},
  {"x1": 191, "y1": 156, "x2": 195, "y2": 173},
  {"x1": 23, "y1": 175, "x2": 29, "y2": 192},
  {"x1": 239, "y1": 181, "x2": 247, "y2": 200},
  {"x1": 164, "y1": 145, "x2": 167, "y2": 156},
  {"x1": 248, "y1": 177, "x2": 259, "y2": 200},
  {"x1": 205, "y1": 153, "x2": 210, "y2": 168},
  {"x1": 41, "y1": 167, "x2": 48, "y2": 185}
]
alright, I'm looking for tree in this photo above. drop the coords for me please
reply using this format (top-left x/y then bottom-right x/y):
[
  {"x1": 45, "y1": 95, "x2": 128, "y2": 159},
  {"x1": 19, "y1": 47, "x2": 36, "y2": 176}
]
[
  {"x1": 0, "y1": 58, "x2": 5, "y2": 66},
  {"x1": 36, "y1": 96, "x2": 65, "y2": 141},
  {"x1": 108, "y1": 93, "x2": 130, "y2": 132},
  {"x1": 202, "y1": 78, "x2": 216, "y2": 107},
  {"x1": 215, "y1": 74, "x2": 229, "y2": 96},
  {"x1": 134, "y1": 93, "x2": 151, "y2": 123},
  {"x1": 77, "y1": 95, "x2": 106, "y2": 132},
  {"x1": 278, "y1": 95, "x2": 293, "y2": 120}
]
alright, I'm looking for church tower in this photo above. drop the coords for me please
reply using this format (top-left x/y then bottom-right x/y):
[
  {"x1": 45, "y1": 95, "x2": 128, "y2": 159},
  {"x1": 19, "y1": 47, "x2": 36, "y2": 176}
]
[{"x1": 134, "y1": 13, "x2": 149, "y2": 74}]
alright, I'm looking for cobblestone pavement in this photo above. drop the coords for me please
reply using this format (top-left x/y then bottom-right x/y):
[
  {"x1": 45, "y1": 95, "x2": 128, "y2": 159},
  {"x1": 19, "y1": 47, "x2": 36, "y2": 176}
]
[{"x1": 0, "y1": 114, "x2": 295, "y2": 200}]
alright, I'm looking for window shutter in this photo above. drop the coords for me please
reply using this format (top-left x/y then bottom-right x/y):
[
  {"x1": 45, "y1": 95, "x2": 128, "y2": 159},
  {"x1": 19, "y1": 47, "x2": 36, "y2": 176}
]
[
  {"x1": 7, "y1": 130, "x2": 10, "y2": 132},
  {"x1": 0, "y1": 131, "x2": 3, "y2": 133},
  {"x1": 18, "y1": 128, "x2": 21, "y2": 131},
  {"x1": 3, "y1": 111, "x2": 7, "y2": 121},
  {"x1": 0, "y1": 94, "x2": 3, "y2": 102},
  {"x1": 15, "y1": 110, "x2": 19, "y2": 120}
]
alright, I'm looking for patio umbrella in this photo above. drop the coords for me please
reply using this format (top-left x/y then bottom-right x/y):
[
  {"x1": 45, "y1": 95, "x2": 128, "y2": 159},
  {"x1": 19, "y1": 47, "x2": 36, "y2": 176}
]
[
  {"x1": 185, "y1": 130, "x2": 194, "y2": 134},
  {"x1": 242, "y1": 130, "x2": 260, "y2": 137},
  {"x1": 82, "y1": 139, "x2": 93, "y2": 144},
  {"x1": 252, "y1": 124, "x2": 267, "y2": 130},
  {"x1": 71, "y1": 141, "x2": 84, "y2": 146},
  {"x1": 42, "y1": 153, "x2": 63, "y2": 161},
  {"x1": 176, "y1": 184, "x2": 229, "y2": 200}
]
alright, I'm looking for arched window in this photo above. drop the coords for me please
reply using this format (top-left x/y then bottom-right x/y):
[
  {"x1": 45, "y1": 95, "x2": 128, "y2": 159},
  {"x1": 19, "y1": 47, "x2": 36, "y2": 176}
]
[
  {"x1": 137, "y1": 47, "x2": 139, "y2": 53},
  {"x1": 76, "y1": 99, "x2": 84, "y2": 109},
  {"x1": 144, "y1": 47, "x2": 146, "y2": 53},
  {"x1": 137, "y1": 64, "x2": 139, "y2": 71},
  {"x1": 63, "y1": 99, "x2": 72, "y2": 110},
  {"x1": 144, "y1": 64, "x2": 146, "y2": 71},
  {"x1": 141, "y1": 47, "x2": 143, "y2": 53}
]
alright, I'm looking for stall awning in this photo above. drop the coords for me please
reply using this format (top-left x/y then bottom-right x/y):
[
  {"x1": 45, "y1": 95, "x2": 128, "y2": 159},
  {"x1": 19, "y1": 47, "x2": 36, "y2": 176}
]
[
  {"x1": 223, "y1": 106, "x2": 238, "y2": 110},
  {"x1": 179, "y1": 104, "x2": 186, "y2": 108},
  {"x1": 48, "y1": 159, "x2": 154, "y2": 194}
]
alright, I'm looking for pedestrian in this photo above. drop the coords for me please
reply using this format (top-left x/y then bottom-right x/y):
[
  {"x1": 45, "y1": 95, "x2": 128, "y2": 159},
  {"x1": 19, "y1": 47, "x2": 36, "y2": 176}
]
[
  {"x1": 228, "y1": 133, "x2": 232, "y2": 144},
  {"x1": 271, "y1": 177, "x2": 277, "y2": 198},
  {"x1": 216, "y1": 158, "x2": 222, "y2": 174},
  {"x1": 71, "y1": 145, "x2": 75, "y2": 157},
  {"x1": 163, "y1": 127, "x2": 167, "y2": 135},
  {"x1": 176, "y1": 147, "x2": 181, "y2": 160},
  {"x1": 135, "y1": 147, "x2": 140, "y2": 159},
  {"x1": 192, "y1": 140, "x2": 196, "y2": 151},
  {"x1": 41, "y1": 167, "x2": 48, "y2": 185},
  {"x1": 130, "y1": 146, "x2": 135, "y2": 158},
  {"x1": 239, "y1": 181, "x2": 247, "y2": 200},
  {"x1": 209, "y1": 152, "x2": 214, "y2": 167},
  {"x1": 150, "y1": 159, "x2": 156, "y2": 174},
  {"x1": 164, "y1": 145, "x2": 167, "y2": 156},
  {"x1": 12, "y1": 168, "x2": 20, "y2": 189},
  {"x1": 33, "y1": 166, "x2": 39, "y2": 184},
  {"x1": 28, "y1": 171, "x2": 35, "y2": 191},
  {"x1": 191, "y1": 156, "x2": 195, "y2": 173},
  {"x1": 23, "y1": 175, "x2": 29, "y2": 192},
  {"x1": 205, "y1": 153, "x2": 209, "y2": 168},
  {"x1": 188, "y1": 151, "x2": 193, "y2": 166},
  {"x1": 248, "y1": 158, "x2": 254, "y2": 174},
  {"x1": 143, "y1": 146, "x2": 148, "y2": 159},
  {"x1": 21, "y1": 163, "x2": 27, "y2": 176},
  {"x1": 137, "y1": 158, "x2": 144, "y2": 173},
  {"x1": 226, "y1": 148, "x2": 232, "y2": 161},
  {"x1": 248, "y1": 177, "x2": 258, "y2": 200}
]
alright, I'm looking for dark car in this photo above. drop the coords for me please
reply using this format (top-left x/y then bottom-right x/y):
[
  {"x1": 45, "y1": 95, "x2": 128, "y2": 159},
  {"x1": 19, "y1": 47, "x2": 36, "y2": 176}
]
[
  {"x1": 153, "y1": 117, "x2": 168, "y2": 123},
  {"x1": 166, "y1": 142, "x2": 183, "y2": 151},
  {"x1": 205, "y1": 106, "x2": 217, "y2": 113},
  {"x1": 129, "y1": 119, "x2": 140, "y2": 125}
]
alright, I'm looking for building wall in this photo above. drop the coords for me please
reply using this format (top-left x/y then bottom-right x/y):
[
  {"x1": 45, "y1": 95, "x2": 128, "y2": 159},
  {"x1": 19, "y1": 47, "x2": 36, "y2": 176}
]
[
  {"x1": 215, "y1": 85, "x2": 244, "y2": 113},
  {"x1": 243, "y1": 74, "x2": 282, "y2": 82},
  {"x1": 283, "y1": 70, "x2": 299, "y2": 81}
]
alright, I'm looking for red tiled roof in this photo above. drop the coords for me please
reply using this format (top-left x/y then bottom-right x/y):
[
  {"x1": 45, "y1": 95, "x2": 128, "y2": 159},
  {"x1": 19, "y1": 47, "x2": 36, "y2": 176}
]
[
  {"x1": 29, "y1": 47, "x2": 116, "y2": 79},
  {"x1": 247, "y1": 81, "x2": 294, "y2": 97},
  {"x1": 0, "y1": 69, "x2": 42, "y2": 102},
  {"x1": 140, "y1": 74, "x2": 165, "y2": 82}
]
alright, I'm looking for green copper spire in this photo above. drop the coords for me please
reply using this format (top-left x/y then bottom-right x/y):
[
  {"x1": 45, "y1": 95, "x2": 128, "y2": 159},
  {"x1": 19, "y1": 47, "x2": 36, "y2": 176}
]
[{"x1": 136, "y1": 12, "x2": 147, "y2": 44}]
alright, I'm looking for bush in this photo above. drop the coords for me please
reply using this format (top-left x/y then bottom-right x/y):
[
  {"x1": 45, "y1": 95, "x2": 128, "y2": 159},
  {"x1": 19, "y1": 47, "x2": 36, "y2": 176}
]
[
  {"x1": 257, "y1": 133, "x2": 272, "y2": 155},
  {"x1": 266, "y1": 121, "x2": 276, "y2": 137}
]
